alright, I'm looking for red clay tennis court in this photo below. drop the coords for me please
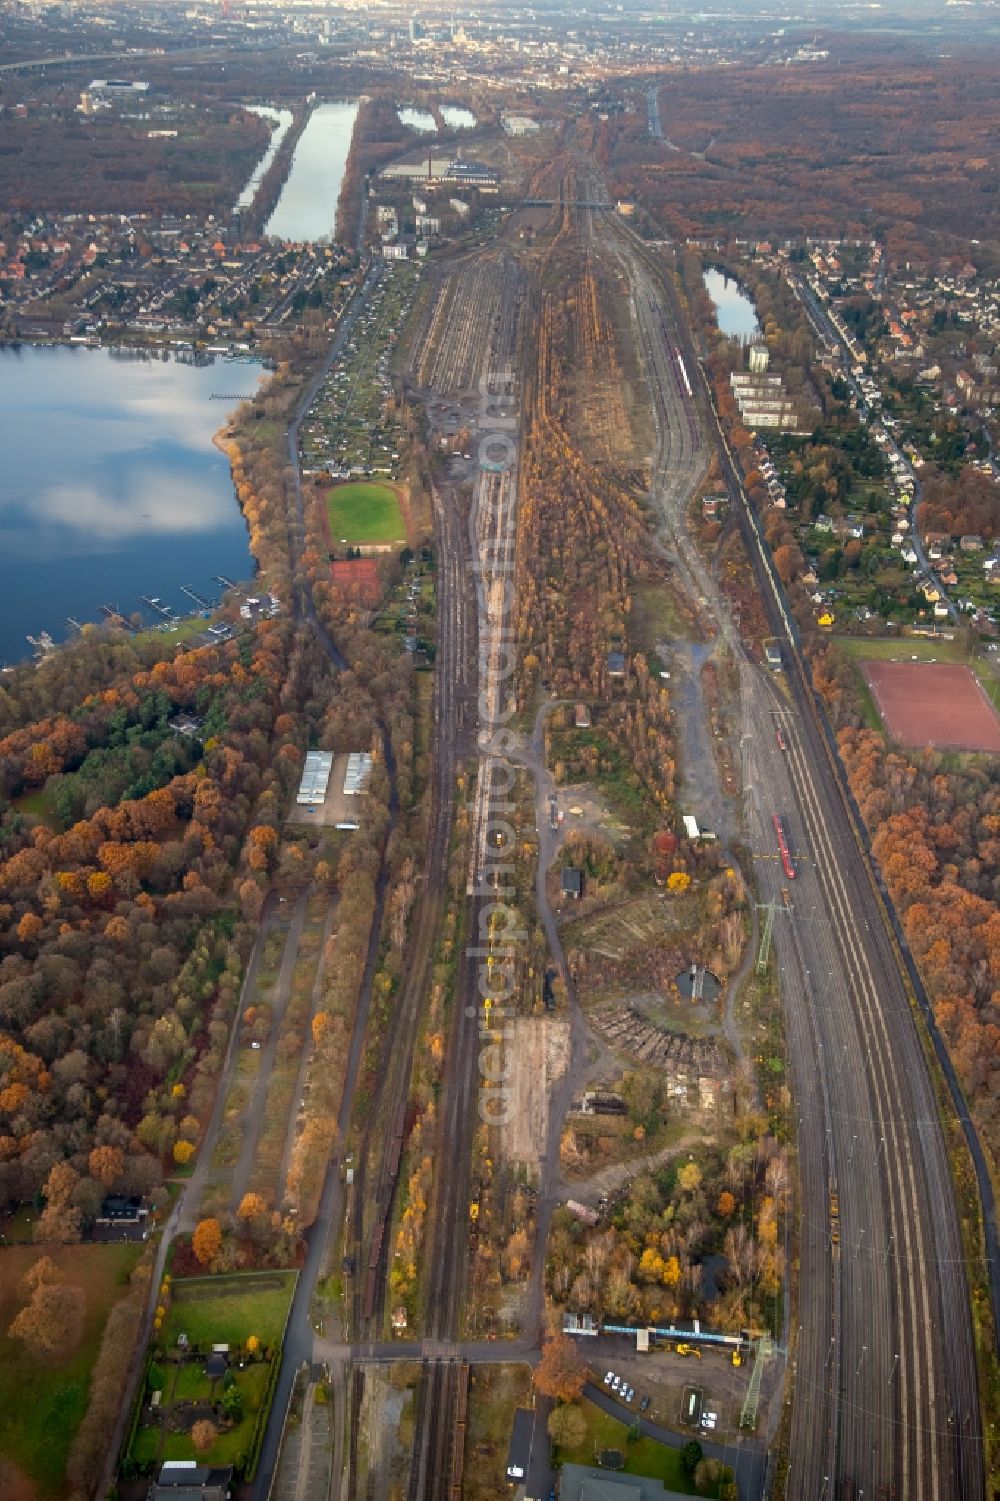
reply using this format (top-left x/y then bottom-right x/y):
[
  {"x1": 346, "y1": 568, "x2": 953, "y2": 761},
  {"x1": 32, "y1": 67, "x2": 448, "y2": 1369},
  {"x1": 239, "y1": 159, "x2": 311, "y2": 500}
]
[{"x1": 862, "y1": 660, "x2": 1000, "y2": 752}]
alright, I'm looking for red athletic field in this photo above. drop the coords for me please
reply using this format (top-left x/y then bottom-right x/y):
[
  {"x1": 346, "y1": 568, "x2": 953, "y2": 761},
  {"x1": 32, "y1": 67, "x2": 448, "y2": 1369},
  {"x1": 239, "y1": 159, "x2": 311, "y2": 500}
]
[{"x1": 862, "y1": 660, "x2": 1000, "y2": 753}]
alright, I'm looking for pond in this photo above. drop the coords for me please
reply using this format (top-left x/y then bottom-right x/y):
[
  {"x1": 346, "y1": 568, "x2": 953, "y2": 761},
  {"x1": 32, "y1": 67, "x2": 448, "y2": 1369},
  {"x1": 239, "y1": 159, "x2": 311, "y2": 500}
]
[
  {"x1": 441, "y1": 105, "x2": 476, "y2": 129},
  {"x1": 675, "y1": 965, "x2": 722, "y2": 1003},
  {"x1": 398, "y1": 106, "x2": 438, "y2": 133},
  {"x1": 264, "y1": 99, "x2": 360, "y2": 242},
  {"x1": 0, "y1": 345, "x2": 262, "y2": 665},
  {"x1": 703, "y1": 266, "x2": 761, "y2": 342},
  {"x1": 235, "y1": 105, "x2": 294, "y2": 211}
]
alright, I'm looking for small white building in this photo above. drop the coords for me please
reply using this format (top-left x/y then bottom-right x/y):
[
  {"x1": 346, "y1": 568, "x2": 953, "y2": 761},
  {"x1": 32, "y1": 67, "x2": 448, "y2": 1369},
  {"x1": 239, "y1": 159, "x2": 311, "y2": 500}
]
[{"x1": 502, "y1": 114, "x2": 539, "y2": 136}]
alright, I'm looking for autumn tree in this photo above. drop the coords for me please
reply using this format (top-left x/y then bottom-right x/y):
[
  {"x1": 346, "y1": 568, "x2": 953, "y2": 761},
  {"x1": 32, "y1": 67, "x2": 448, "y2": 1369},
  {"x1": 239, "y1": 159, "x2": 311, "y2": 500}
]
[
  {"x1": 677, "y1": 1162, "x2": 703, "y2": 1194},
  {"x1": 192, "y1": 1218, "x2": 222, "y2": 1268},
  {"x1": 534, "y1": 1332, "x2": 586, "y2": 1402},
  {"x1": 88, "y1": 1145, "x2": 124, "y2": 1190},
  {"x1": 191, "y1": 1419, "x2": 218, "y2": 1454},
  {"x1": 35, "y1": 1161, "x2": 82, "y2": 1243},
  {"x1": 236, "y1": 1191, "x2": 268, "y2": 1224},
  {"x1": 695, "y1": 1456, "x2": 725, "y2": 1494},
  {"x1": 548, "y1": 1402, "x2": 587, "y2": 1449},
  {"x1": 21, "y1": 1255, "x2": 60, "y2": 1298},
  {"x1": 9, "y1": 1278, "x2": 86, "y2": 1358}
]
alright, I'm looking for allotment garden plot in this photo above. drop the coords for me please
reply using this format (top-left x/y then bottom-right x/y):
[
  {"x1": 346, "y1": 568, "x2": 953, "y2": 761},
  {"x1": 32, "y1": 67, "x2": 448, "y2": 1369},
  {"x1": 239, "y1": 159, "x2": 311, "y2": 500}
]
[{"x1": 298, "y1": 263, "x2": 419, "y2": 481}]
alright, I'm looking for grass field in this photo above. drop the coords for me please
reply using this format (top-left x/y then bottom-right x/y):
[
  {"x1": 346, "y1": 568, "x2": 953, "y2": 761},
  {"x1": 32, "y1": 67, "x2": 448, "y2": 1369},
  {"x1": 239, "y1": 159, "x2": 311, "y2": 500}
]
[
  {"x1": 11, "y1": 788, "x2": 59, "y2": 829},
  {"x1": 327, "y1": 481, "x2": 405, "y2": 545},
  {"x1": 554, "y1": 1400, "x2": 706, "y2": 1495},
  {"x1": 130, "y1": 1359, "x2": 270, "y2": 1469},
  {"x1": 132, "y1": 1273, "x2": 295, "y2": 1477},
  {"x1": 831, "y1": 635, "x2": 1000, "y2": 737},
  {"x1": 160, "y1": 1271, "x2": 296, "y2": 1351},
  {"x1": 0, "y1": 1242, "x2": 141, "y2": 1499},
  {"x1": 831, "y1": 634, "x2": 971, "y2": 665}
]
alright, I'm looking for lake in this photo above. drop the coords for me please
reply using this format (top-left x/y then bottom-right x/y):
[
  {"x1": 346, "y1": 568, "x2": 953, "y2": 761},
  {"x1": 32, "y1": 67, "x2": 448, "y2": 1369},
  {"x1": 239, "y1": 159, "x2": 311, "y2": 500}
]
[
  {"x1": 703, "y1": 266, "x2": 761, "y2": 342},
  {"x1": 236, "y1": 105, "x2": 294, "y2": 211},
  {"x1": 441, "y1": 105, "x2": 476, "y2": 129},
  {"x1": 0, "y1": 345, "x2": 262, "y2": 666},
  {"x1": 265, "y1": 99, "x2": 360, "y2": 242},
  {"x1": 398, "y1": 106, "x2": 437, "y2": 133}
]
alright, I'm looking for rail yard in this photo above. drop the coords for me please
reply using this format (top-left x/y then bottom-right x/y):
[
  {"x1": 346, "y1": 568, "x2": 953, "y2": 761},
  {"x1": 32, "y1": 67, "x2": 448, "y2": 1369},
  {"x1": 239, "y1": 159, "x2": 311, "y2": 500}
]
[
  {"x1": 7, "y1": 11, "x2": 1000, "y2": 1501},
  {"x1": 269, "y1": 152, "x2": 984, "y2": 1501},
  {"x1": 581, "y1": 191, "x2": 984, "y2": 1499}
]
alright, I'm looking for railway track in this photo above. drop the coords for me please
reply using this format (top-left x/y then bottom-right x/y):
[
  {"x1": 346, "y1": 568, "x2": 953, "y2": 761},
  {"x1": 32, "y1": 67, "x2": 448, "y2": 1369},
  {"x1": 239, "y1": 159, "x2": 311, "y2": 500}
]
[
  {"x1": 576, "y1": 170, "x2": 984, "y2": 1497},
  {"x1": 344, "y1": 248, "x2": 523, "y2": 1500},
  {"x1": 680, "y1": 271, "x2": 985, "y2": 1495},
  {"x1": 348, "y1": 473, "x2": 476, "y2": 1346},
  {"x1": 400, "y1": 255, "x2": 525, "y2": 1501}
]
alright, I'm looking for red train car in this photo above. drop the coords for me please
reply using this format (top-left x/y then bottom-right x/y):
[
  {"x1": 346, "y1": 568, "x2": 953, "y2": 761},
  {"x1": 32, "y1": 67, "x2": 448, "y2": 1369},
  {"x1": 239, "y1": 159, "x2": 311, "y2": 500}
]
[{"x1": 772, "y1": 814, "x2": 795, "y2": 880}]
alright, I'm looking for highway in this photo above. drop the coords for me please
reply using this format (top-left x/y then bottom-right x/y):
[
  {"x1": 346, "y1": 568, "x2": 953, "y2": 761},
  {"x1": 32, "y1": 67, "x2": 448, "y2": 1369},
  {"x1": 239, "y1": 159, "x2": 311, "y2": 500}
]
[{"x1": 585, "y1": 194, "x2": 985, "y2": 1499}]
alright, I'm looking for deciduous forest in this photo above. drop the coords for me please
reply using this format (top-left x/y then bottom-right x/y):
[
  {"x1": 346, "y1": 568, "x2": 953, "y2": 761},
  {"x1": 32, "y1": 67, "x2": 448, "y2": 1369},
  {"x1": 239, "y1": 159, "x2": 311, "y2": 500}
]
[{"x1": 604, "y1": 49, "x2": 1000, "y2": 265}]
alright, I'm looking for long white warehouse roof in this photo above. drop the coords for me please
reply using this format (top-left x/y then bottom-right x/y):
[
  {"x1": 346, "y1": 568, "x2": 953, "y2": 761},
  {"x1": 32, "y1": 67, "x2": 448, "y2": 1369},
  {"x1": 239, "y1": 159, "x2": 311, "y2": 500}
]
[{"x1": 297, "y1": 750, "x2": 333, "y2": 805}]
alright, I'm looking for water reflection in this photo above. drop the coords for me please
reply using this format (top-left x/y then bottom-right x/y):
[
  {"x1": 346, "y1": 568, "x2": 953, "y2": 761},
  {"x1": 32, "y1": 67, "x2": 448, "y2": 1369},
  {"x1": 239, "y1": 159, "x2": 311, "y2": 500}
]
[
  {"x1": 703, "y1": 266, "x2": 761, "y2": 342},
  {"x1": 0, "y1": 346, "x2": 261, "y2": 662},
  {"x1": 398, "y1": 106, "x2": 438, "y2": 132},
  {"x1": 236, "y1": 105, "x2": 294, "y2": 211},
  {"x1": 441, "y1": 105, "x2": 476, "y2": 129},
  {"x1": 265, "y1": 100, "x2": 360, "y2": 242}
]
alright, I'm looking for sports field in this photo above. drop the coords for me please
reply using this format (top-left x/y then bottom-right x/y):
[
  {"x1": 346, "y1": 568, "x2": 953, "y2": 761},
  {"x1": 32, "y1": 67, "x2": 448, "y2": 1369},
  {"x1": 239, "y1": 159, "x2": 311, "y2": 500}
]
[
  {"x1": 326, "y1": 481, "x2": 405, "y2": 545},
  {"x1": 862, "y1": 660, "x2": 1000, "y2": 752}
]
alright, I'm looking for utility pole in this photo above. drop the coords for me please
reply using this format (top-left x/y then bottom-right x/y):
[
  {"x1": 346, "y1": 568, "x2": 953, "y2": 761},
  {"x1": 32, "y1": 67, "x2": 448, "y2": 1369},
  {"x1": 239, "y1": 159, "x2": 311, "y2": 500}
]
[{"x1": 757, "y1": 899, "x2": 777, "y2": 973}]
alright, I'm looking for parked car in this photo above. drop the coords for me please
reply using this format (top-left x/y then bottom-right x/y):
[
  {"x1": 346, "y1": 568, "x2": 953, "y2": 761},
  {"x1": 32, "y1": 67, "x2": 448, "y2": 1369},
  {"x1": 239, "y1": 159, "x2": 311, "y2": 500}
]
[{"x1": 640, "y1": 1395, "x2": 651, "y2": 1413}]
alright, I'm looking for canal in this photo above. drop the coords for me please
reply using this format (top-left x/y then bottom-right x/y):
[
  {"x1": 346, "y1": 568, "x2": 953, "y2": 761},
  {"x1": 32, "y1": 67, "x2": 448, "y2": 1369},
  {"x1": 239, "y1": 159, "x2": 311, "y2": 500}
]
[
  {"x1": 264, "y1": 99, "x2": 361, "y2": 242},
  {"x1": 703, "y1": 266, "x2": 761, "y2": 342},
  {"x1": 236, "y1": 105, "x2": 294, "y2": 212},
  {"x1": 0, "y1": 345, "x2": 262, "y2": 666}
]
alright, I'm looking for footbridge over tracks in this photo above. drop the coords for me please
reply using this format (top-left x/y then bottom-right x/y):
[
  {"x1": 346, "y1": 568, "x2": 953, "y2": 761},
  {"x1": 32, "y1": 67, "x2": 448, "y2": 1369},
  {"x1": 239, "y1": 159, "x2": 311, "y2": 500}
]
[{"x1": 517, "y1": 198, "x2": 614, "y2": 209}]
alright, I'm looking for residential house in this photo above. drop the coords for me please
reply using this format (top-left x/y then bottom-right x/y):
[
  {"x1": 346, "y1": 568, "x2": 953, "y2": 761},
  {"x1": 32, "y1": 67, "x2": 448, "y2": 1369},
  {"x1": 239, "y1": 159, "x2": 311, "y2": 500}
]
[{"x1": 149, "y1": 1462, "x2": 233, "y2": 1501}]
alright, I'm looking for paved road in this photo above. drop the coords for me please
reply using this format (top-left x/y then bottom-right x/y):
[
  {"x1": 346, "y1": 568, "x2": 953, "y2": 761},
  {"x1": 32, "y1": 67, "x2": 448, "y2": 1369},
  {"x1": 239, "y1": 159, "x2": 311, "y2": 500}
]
[{"x1": 229, "y1": 889, "x2": 308, "y2": 1213}]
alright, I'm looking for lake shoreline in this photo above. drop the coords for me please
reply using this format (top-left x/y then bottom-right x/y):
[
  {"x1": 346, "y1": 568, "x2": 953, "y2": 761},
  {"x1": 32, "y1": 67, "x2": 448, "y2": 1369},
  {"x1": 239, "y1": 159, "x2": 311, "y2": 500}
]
[{"x1": 0, "y1": 345, "x2": 260, "y2": 664}]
